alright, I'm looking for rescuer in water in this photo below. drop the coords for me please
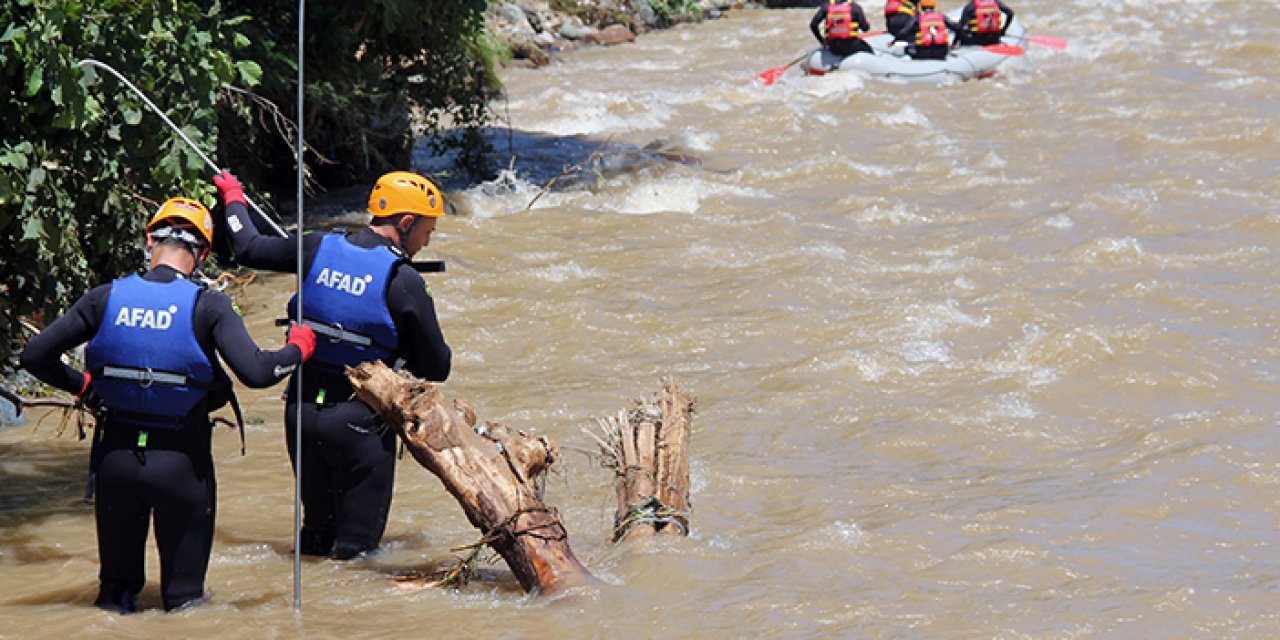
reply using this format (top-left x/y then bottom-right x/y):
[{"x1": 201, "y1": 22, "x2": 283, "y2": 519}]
[
  {"x1": 214, "y1": 169, "x2": 451, "y2": 560},
  {"x1": 21, "y1": 197, "x2": 315, "y2": 613}
]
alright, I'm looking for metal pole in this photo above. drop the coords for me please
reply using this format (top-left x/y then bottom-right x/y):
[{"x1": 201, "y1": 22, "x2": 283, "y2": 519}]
[
  {"x1": 293, "y1": 0, "x2": 306, "y2": 611},
  {"x1": 75, "y1": 59, "x2": 289, "y2": 239}
]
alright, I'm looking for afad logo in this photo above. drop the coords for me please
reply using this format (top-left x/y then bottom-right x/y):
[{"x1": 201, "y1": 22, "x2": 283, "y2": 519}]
[
  {"x1": 115, "y1": 305, "x2": 179, "y2": 330},
  {"x1": 315, "y1": 268, "x2": 374, "y2": 296}
]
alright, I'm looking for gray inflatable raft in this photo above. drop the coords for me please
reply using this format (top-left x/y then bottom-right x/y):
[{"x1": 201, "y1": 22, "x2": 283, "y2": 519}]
[{"x1": 801, "y1": 13, "x2": 1026, "y2": 84}]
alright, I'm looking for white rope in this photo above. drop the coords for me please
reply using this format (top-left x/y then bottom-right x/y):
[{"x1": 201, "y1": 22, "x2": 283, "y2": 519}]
[{"x1": 76, "y1": 58, "x2": 289, "y2": 238}]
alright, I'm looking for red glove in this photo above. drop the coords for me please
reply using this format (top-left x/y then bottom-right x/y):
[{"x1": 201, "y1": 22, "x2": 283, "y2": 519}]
[
  {"x1": 213, "y1": 169, "x2": 246, "y2": 207},
  {"x1": 286, "y1": 323, "x2": 316, "y2": 363},
  {"x1": 77, "y1": 372, "x2": 92, "y2": 397}
]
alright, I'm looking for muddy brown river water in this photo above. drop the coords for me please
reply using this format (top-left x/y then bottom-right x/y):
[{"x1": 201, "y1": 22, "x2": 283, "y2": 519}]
[{"x1": 2, "y1": 1, "x2": 1279, "y2": 637}]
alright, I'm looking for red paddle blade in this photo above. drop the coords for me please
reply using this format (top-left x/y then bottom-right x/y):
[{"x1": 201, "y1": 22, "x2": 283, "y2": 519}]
[
  {"x1": 983, "y1": 44, "x2": 1024, "y2": 56},
  {"x1": 1025, "y1": 35, "x2": 1068, "y2": 50},
  {"x1": 754, "y1": 65, "x2": 789, "y2": 86}
]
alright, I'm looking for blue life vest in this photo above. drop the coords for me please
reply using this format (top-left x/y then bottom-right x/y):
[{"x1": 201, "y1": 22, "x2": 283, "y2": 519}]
[
  {"x1": 85, "y1": 274, "x2": 214, "y2": 428},
  {"x1": 290, "y1": 233, "x2": 400, "y2": 370}
]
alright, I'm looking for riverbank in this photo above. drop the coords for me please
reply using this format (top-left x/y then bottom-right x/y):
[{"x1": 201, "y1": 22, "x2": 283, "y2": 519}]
[{"x1": 488, "y1": 0, "x2": 746, "y2": 68}]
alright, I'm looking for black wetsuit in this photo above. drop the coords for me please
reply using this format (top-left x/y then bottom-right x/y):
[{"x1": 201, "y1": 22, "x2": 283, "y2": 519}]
[
  {"x1": 956, "y1": 0, "x2": 1015, "y2": 46},
  {"x1": 894, "y1": 10, "x2": 962, "y2": 60},
  {"x1": 20, "y1": 265, "x2": 303, "y2": 613},
  {"x1": 223, "y1": 202, "x2": 451, "y2": 560},
  {"x1": 810, "y1": 1, "x2": 873, "y2": 58},
  {"x1": 884, "y1": 0, "x2": 917, "y2": 40}
]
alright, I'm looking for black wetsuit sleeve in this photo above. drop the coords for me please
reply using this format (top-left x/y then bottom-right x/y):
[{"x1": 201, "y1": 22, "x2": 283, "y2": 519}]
[
  {"x1": 388, "y1": 264, "x2": 451, "y2": 382},
  {"x1": 811, "y1": 6, "x2": 827, "y2": 43},
  {"x1": 998, "y1": 1, "x2": 1014, "y2": 33},
  {"x1": 947, "y1": 16, "x2": 962, "y2": 33},
  {"x1": 200, "y1": 290, "x2": 304, "y2": 388},
  {"x1": 958, "y1": 4, "x2": 974, "y2": 32},
  {"x1": 895, "y1": 17, "x2": 918, "y2": 41},
  {"x1": 854, "y1": 6, "x2": 871, "y2": 33},
  {"x1": 224, "y1": 201, "x2": 301, "y2": 272},
  {"x1": 19, "y1": 285, "x2": 109, "y2": 394}
]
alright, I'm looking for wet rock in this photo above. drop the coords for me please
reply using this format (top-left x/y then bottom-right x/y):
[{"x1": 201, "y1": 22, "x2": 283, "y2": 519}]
[
  {"x1": 0, "y1": 397, "x2": 23, "y2": 427},
  {"x1": 633, "y1": 0, "x2": 660, "y2": 29},
  {"x1": 494, "y1": 2, "x2": 535, "y2": 34},
  {"x1": 487, "y1": 0, "x2": 750, "y2": 67},
  {"x1": 586, "y1": 24, "x2": 636, "y2": 46},
  {"x1": 509, "y1": 31, "x2": 553, "y2": 66},
  {"x1": 559, "y1": 18, "x2": 591, "y2": 41}
]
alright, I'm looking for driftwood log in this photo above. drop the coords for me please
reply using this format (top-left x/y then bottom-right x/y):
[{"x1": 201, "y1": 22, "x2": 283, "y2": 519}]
[
  {"x1": 588, "y1": 377, "x2": 694, "y2": 543},
  {"x1": 347, "y1": 361, "x2": 593, "y2": 595}
]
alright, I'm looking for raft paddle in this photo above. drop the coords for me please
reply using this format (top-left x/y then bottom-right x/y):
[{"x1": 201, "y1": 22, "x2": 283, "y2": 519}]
[
  {"x1": 1024, "y1": 35, "x2": 1068, "y2": 50},
  {"x1": 76, "y1": 59, "x2": 290, "y2": 239},
  {"x1": 753, "y1": 53, "x2": 808, "y2": 86},
  {"x1": 982, "y1": 44, "x2": 1024, "y2": 56},
  {"x1": 753, "y1": 32, "x2": 888, "y2": 85}
]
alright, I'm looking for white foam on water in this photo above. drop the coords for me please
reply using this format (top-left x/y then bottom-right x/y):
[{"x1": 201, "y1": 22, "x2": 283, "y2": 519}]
[
  {"x1": 1045, "y1": 214, "x2": 1074, "y2": 229},
  {"x1": 877, "y1": 105, "x2": 930, "y2": 127},
  {"x1": 452, "y1": 168, "x2": 559, "y2": 218},
  {"x1": 901, "y1": 339, "x2": 953, "y2": 365},
  {"x1": 528, "y1": 260, "x2": 600, "y2": 283},
  {"x1": 793, "y1": 69, "x2": 868, "y2": 97},
  {"x1": 855, "y1": 201, "x2": 929, "y2": 226},
  {"x1": 603, "y1": 178, "x2": 702, "y2": 215},
  {"x1": 507, "y1": 88, "x2": 673, "y2": 136},
  {"x1": 832, "y1": 520, "x2": 867, "y2": 546},
  {"x1": 985, "y1": 391, "x2": 1040, "y2": 420},
  {"x1": 1081, "y1": 236, "x2": 1146, "y2": 265}
]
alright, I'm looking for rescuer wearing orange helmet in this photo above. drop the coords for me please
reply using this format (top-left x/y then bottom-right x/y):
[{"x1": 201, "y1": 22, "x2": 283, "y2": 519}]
[
  {"x1": 20, "y1": 197, "x2": 315, "y2": 613},
  {"x1": 214, "y1": 169, "x2": 451, "y2": 560}
]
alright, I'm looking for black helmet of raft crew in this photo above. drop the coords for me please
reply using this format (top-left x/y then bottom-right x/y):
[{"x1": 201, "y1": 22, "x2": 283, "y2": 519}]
[{"x1": 367, "y1": 171, "x2": 444, "y2": 218}]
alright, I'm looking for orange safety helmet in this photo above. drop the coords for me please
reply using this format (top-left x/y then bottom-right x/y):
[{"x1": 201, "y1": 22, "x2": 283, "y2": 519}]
[
  {"x1": 147, "y1": 197, "x2": 214, "y2": 246},
  {"x1": 920, "y1": 0, "x2": 936, "y2": 8},
  {"x1": 367, "y1": 171, "x2": 445, "y2": 218}
]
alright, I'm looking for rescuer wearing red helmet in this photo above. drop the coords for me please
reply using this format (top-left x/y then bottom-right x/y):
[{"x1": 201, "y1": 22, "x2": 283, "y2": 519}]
[
  {"x1": 214, "y1": 169, "x2": 451, "y2": 560},
  {"x1": 892, "y1": 0, "x2": 961, "y2": 60},
  {"x1": 810, "y1": 0, "x2": 874, "y2": 59},
  {"x1": 20, "y1": 197, "x2": 315, "y2": 614}
]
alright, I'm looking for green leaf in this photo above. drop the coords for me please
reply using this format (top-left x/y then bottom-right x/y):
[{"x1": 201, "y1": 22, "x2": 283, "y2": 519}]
[
  {"x1": 0, "y1": 24, "x2": 24, "y2": 44},
  {"x1": 25, "y1": 166, "x2": 47, "y2": 191},
  {"x1": 0, "y1": 143, "x2": 33, "y2": 170},
  {"x1": 235, "y1": 60, "x2": 262, "y2": 86},
  {"x1": 23, "y1": 65, "x2": 43, "y2": 96},
  {"x1": 123, "y1": 107, "x2": 142, "y2": 125},
  {"x1": 21, "y1": 216, "x2": 45, "y2": 241}
]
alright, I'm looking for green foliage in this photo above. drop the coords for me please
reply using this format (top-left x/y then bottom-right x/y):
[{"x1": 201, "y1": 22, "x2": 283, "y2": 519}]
[
  {"x1": 646, "y1": 0, "x2": 704, "y2": 22},
  {"x1": 1, "y1": 0, "x2": 500, "y2": 365},
  {"x1": 217, "y1": 0, "x2": 498, "y2": 192},
  {"x1": 1, "y1": 0, "x2": 246, "y2": 363}
]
